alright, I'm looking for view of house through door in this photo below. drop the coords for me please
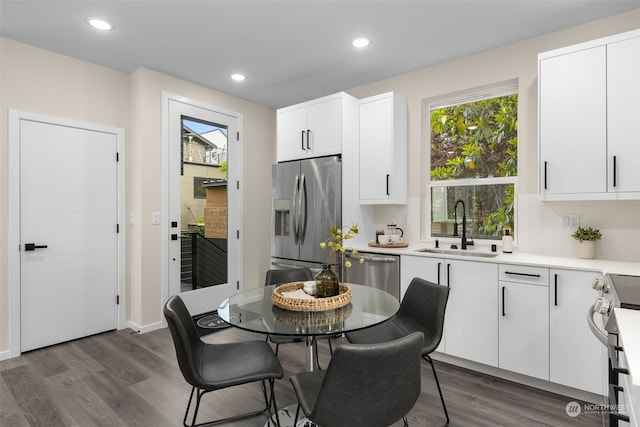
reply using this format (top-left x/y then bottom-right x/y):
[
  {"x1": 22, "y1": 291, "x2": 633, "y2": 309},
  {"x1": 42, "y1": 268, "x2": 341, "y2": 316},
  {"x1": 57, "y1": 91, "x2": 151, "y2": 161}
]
[
  {"x1": 179, "y1": 117, "x2": 228, "y2": 293},
  {"x1": 166, "y1": 96, "x2": 240, "y2": 315}
]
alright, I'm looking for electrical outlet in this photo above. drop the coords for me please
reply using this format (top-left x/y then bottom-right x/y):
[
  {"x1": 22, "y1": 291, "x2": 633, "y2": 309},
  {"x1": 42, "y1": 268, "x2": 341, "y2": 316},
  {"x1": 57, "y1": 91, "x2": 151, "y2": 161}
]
[{"x1": 562, "y1": 214, "x2": 580, "y2": 229}]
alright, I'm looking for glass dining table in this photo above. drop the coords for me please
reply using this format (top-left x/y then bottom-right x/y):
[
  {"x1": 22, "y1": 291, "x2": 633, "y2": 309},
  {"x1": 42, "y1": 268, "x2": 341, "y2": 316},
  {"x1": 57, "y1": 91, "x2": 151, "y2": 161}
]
[
  {"x1": 217, "y1": 283, "x2": 400, "y2": 426},
  {"x1": 217, "y1": 283, "x2": 400, "y2": 372}
]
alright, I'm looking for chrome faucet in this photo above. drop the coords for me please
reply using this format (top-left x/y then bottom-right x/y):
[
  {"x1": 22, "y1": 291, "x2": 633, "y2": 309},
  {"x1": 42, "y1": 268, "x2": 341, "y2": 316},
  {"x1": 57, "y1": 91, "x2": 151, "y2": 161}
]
[{"x1": 452, "y1": 199, "x2": 470, "y2": 250}]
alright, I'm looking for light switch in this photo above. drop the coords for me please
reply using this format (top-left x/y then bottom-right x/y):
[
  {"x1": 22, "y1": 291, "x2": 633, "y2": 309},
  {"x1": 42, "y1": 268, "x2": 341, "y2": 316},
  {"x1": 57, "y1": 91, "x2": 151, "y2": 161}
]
[{"x1": 152, "y1": 212, "x2": 161, "y2": 225}]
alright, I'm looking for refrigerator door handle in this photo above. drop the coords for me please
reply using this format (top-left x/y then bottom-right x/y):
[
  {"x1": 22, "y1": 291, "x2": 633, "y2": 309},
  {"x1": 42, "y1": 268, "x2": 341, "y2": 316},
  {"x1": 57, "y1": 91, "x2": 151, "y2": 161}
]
[
  {"x1": 292, "y1": 174, "x2": 300, "y2": 244},
  {"x1": 298, "y1": 173, "x2": 307, "y2": 244}
]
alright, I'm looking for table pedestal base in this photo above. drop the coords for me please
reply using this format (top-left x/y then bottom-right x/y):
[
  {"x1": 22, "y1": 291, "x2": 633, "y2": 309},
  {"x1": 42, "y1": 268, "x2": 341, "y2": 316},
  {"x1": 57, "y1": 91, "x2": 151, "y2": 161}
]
[{"x1": 265, "y1": 404, "x2": 311, "y2": 427}]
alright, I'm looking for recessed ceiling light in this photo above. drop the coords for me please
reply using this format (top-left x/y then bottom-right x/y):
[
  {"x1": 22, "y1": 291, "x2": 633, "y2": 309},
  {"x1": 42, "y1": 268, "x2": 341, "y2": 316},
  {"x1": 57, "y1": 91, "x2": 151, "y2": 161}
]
[
  {"x1": 352, "y1": 37, "x2": 371, "y2": 48},
  {"x1": 86, "y1": 17, "x2": 113, "y2": 31},
  {"x1": 231, "y1": 73, "x2": 246, "y2": 82}
]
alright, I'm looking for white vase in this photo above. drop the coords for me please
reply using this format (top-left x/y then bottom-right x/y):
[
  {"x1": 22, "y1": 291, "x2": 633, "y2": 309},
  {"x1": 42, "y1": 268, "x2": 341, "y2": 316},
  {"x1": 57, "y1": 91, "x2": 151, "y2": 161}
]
[{"x1": 576, "y1": 241, "x2": 596, "y2": 259}]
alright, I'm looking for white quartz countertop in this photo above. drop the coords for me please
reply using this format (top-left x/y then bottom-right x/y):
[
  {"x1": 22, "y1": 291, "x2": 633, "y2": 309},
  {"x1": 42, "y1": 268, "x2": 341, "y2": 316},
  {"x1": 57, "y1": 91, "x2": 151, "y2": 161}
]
[
  {"x1": 615, "y1": 309, "x2": 640, "y2": 386},
  {"x1": 353, "y1": 243, "x2": 640, "y2": 276}
]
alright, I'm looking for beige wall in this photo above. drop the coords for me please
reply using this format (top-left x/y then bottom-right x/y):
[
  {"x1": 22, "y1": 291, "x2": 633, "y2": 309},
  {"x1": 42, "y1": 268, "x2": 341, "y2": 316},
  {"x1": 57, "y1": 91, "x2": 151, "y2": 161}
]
[{"x1": 0, "y1": 39, "x2": 276, "y2": 353}]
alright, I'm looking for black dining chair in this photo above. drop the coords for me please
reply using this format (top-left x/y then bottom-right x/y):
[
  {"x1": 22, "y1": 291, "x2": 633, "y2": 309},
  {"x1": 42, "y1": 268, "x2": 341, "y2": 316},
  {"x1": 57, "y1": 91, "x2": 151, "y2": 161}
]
[
  {"x1": 289, "y1": 331, "x2": 424, "y2": 427},
  {"x1": 163, "y1": 295, "x2": 283, "y2": 427},
  {"x1": 265, "y1": 268, "x2": 334, "y2": 367},
  {"x1": 346, "y1": 277, "x2": 451, "y2": 426}
]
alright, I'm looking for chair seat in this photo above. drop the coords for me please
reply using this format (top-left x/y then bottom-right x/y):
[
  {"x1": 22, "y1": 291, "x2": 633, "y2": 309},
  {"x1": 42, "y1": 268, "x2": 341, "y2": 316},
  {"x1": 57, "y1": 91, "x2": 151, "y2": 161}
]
[
  {"x1": 199, "y1": 340, "x2": 283, "y2": 389},
  {"x1": 345, "y1": 319, "x2": 405, "y2": 345}
]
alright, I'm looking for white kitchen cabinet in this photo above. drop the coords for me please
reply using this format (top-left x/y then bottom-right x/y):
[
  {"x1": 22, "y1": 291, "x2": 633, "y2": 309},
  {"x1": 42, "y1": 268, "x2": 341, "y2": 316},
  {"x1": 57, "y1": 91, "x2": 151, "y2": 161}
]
[
  {"x1": 498, "y1": 265, "x2": 549, "y2": 380},
  {"x1": 276, "y1": 92, "x2": 357, "y2": 162},
  {"x1": 400, "y1": 255, "x2": 446, "y2": 352},
  {"x1": 400, "y1": 255, "x2": 498, "y2": 364},
  {"x1": 539, "y1": 29, "x2": 640, "y2": 200},
  {"x1": 549, "y1": 268, "x2": 605, "y2": 395},
  {"x1": 358, "y1": 92, "x2": 407, "y2": 204},
  {"x1": 607, "y1": 36, "x2": 640, "y2": 193}
]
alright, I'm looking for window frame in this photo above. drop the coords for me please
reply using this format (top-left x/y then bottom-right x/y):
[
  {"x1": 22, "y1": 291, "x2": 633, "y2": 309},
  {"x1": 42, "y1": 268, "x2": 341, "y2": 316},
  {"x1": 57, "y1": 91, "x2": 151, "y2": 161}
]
[{"x1": 422, "y1": 80, "x2": 519, "y2": 244}]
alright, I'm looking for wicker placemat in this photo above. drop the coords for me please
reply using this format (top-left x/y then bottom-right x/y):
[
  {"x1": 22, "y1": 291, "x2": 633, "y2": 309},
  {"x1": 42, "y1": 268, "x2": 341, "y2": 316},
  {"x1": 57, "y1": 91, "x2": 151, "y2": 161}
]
[{"x1": 271, "y1": 281, "x2": 352, "y2": 312}]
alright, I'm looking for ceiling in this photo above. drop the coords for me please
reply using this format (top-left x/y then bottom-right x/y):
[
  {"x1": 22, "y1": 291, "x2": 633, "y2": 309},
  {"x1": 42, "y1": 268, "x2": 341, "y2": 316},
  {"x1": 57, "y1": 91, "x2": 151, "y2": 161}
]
[{"x1": 1, "y1": 1, "x2": 638, "y2": 109}]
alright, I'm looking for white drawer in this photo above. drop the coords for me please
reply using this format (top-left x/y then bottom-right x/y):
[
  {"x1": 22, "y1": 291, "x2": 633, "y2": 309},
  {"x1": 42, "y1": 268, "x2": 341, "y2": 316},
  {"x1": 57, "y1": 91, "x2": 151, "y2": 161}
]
[{"x1": 499, "y1": 264, "x2": 549, "y2": 286}]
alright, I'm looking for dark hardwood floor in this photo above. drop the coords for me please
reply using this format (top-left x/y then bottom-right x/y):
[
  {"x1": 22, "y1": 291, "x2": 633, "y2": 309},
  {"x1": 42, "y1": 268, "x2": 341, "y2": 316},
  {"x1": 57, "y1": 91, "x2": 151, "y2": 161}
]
[{"x1": 1, "y1": 327, "x2": 606, "y2": 427}]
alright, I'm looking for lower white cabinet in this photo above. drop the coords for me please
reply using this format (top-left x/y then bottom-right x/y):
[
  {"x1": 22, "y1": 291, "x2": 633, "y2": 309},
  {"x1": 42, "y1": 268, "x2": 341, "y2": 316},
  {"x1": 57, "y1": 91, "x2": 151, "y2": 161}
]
[
  {"x1": 549, "y1": 268, "x2": 605, "y2": 395},
  {"x1": 401, "y1": 255, "x2": 499, "y2": 366},
  {"x1": 400, "y1": 256, "x2": 606, "y2": 395}
]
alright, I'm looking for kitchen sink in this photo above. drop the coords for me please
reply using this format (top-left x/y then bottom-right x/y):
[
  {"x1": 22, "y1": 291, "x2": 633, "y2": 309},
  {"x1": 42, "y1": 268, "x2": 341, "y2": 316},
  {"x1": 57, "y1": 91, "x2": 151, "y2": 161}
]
[{"x1": 414, "y1": 248, "x2": 499, "y2": 258}]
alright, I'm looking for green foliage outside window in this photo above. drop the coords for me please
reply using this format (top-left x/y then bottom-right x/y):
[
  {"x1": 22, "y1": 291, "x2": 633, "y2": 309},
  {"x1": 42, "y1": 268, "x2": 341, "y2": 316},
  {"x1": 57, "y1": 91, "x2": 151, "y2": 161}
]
[{"x1": 430, "y1": 94, "x2": 518, "y2": 238}]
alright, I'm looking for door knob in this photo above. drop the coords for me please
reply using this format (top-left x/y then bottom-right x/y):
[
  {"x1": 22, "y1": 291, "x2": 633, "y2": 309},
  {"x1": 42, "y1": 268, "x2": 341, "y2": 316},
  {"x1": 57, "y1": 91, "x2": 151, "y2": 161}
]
[{"x1": 24, "y1": 243, "x2": 48, "y2": 251}]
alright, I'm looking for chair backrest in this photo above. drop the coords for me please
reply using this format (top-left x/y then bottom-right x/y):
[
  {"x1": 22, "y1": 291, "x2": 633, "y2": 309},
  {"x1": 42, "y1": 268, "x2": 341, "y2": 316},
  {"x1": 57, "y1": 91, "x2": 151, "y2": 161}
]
[
  {"x1": 309, "y1": 331, "x2": 424, "y2": 427},
  {"x1": 396, "y1": 277, "x2": 450, "y2": 355},
  {"x1": 163, "y1": 295, "x2": 207, "y2": 388},
  {"x1": 265, "y1": 267, "x2": 314, "y2": 286}
]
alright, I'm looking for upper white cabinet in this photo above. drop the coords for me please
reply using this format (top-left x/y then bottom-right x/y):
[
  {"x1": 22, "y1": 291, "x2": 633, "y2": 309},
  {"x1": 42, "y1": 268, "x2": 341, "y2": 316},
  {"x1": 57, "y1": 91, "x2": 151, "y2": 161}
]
[
  {"x1": 358, "y1": 92, "x2": 407, "y2": 204},
  {"x1": 539, "y1": 30, "x2": 640, "y2": 200},
  {"x1": 276, "y1": 92, "x2": 357, "y2": 162}
]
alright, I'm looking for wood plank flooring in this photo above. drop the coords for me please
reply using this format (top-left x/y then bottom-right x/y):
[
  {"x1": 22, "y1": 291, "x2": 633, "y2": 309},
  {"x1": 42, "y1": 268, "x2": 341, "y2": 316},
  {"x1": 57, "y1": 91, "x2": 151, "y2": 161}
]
[{"x1": 1, "y1": 327, "x2": 606, "y2": 427}]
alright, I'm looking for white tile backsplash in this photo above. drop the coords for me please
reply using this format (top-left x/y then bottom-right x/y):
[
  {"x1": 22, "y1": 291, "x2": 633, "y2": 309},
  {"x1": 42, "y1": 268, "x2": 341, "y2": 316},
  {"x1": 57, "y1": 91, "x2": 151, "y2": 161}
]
[{"x1": 517, "y1": 194, "x2": 640, "y2": 262}]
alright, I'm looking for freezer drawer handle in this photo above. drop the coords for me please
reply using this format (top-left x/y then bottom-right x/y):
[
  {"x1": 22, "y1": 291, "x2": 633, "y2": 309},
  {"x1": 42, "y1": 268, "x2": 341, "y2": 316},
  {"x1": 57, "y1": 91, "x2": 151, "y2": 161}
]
[{"x1": 24, "y1": 243, "x2": 48, "y2": 251}]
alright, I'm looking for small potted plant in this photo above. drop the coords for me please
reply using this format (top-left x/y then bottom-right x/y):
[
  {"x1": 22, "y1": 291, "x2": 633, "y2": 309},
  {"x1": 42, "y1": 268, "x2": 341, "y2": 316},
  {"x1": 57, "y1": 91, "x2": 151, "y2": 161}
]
[{"x1": 571, "y1": 226, "x2": 602, "y2": 259}]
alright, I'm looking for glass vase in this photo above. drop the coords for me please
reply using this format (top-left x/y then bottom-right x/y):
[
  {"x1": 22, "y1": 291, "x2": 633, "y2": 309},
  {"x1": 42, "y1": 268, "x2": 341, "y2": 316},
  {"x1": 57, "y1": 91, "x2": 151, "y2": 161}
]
[{"x1": 315, "y1": 264, "x2": 339, "y2": 298}]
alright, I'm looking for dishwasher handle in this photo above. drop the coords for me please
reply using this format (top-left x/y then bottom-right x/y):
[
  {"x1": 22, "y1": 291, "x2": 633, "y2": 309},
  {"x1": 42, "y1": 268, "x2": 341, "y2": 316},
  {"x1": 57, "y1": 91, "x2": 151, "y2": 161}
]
[{"x1": 345, "y1": 253, "x2": 398, "y2": 263}]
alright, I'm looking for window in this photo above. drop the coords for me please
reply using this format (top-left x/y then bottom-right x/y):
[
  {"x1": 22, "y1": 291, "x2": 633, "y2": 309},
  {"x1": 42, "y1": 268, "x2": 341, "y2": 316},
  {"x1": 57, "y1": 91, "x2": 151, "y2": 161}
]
[{"x1": 427, "y1": 83, "x2": 518, "y2": 241}]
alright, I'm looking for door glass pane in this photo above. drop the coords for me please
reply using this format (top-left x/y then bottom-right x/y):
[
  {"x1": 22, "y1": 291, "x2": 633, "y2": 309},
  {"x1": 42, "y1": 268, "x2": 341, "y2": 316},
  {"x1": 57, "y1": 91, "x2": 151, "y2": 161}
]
[{"x1": 180, "y1": 116, "x2": 228, "y2": 292}]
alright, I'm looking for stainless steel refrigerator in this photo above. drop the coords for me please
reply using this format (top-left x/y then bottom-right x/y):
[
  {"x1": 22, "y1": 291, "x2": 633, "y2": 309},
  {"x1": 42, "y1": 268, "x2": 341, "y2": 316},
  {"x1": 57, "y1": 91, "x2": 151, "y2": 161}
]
[{"x1": 271, "y1": 156, "x2": 341, "y2": 273}]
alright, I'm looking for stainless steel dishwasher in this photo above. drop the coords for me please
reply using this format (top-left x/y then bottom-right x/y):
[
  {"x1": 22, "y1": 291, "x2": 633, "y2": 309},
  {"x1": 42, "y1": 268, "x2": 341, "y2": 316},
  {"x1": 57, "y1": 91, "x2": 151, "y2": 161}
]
[{"x1": 343, "y1": 251, "x2": 400, "y2": 300}]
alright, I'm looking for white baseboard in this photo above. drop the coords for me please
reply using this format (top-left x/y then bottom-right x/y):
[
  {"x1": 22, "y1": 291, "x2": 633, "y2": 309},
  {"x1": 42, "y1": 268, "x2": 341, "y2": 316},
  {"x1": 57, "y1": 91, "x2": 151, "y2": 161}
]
[
  {"x1": 0, "y1": 349, "x2": 13, "y2": 361},
  {"x1": 124, "y1": 320, "x2": 164, "y2": 334}
]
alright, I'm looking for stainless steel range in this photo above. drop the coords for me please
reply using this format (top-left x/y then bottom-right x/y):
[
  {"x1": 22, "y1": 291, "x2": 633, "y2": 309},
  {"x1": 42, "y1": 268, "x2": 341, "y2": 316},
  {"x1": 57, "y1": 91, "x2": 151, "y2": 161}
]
[{"x1": 588, "y1": 273, "x2": 640, "y2": 426}]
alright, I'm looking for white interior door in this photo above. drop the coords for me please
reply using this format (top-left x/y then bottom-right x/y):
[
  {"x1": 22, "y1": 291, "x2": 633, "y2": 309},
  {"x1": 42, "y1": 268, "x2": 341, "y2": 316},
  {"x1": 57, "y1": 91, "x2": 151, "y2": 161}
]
[
  {"x1": 165, "y1": 95, "x2": 241, "y2": 315},
  {"x1": 19, "y1": 119, "x2": 120, "y2": 352}
]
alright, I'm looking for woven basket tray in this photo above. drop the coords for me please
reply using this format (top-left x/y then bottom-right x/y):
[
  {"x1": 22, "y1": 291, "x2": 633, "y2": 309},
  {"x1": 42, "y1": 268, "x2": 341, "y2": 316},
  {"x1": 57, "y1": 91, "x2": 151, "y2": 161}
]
[{"x1": 271, "y1": 281, "x2": 352, "y2": 312}]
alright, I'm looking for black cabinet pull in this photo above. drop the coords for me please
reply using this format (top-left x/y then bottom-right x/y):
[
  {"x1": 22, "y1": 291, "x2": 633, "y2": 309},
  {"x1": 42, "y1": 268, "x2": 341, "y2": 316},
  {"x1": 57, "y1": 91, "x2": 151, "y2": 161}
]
[
  {"x1": 24, "y1": 243, "x2": 48, "y2": 251},
  {"x1": 504, "y1": 271, "x2": 541, "y2": 278},
  {"x1": 386, "y1": 174, "x2": 390, "y2": 196},
  {"x1": 502, "y1": 286, "x2": 506, "y2": 316},
  {"x1": 301, "y1": 130, "x2": 305, "y2": 150},
  {"x1": 446, "y1": 263, "x2": 451, "y2": 288},
  {"x1": 554, "y1": 274, "x2": 558, "y2": 306},
  {"x1": 544, "y1": 161, "x2": 548, "y2": 190},
  {"x1": 613, "y1": 155, "x2": 617, "y2": 187},
  {"x1": 306, "y1": 129, "x2": 311, "y2": 149},
  {"x1": 437, "y1": 262, "x2": 441, "y2": 285}
]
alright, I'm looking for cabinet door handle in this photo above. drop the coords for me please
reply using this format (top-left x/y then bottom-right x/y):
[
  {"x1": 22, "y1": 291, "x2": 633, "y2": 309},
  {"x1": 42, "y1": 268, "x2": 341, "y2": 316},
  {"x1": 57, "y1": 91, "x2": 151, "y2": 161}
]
[
  {"x1": 502, "y1": 286, "x2": 506, "y2": 316},
  {"x1": 301, "y1": 130, "x2": 306, "y2": 150},
  {"x1": 437, "y1": 262, "x2": 441, "y2": 285},
  {"x1": 554, "y1": 274, "x2": 558, "y2": 306},
  {"x1": 544, "y1": 161, "x2": 548, "y2": 190},
  {"x1": 306, "y1": 129, "x2": 311, "y2": 149},
  {"x1": 446, "y1": 263, "x2": 451, "y2": 288},
  {"x1": 613, "y1": 155, "x2": 617, "y2": 188},
  {"x1": 504, "y1": 271, "x2": 541, "y2": 278},
  {"x1": 386, "y1": 174, "x2": 390, "y2": 196}
]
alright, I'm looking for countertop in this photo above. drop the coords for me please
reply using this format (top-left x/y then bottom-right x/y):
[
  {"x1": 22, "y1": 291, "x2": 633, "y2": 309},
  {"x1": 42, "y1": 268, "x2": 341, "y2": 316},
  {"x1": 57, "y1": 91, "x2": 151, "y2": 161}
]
[{"x1": 353, "y1": 242, "x2": 640, "y2": 276}]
